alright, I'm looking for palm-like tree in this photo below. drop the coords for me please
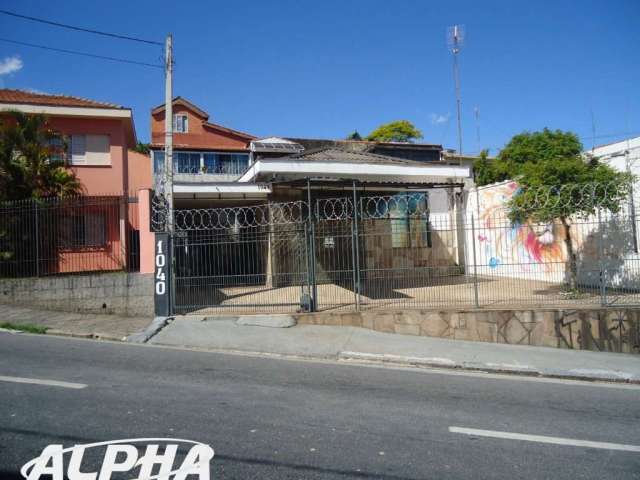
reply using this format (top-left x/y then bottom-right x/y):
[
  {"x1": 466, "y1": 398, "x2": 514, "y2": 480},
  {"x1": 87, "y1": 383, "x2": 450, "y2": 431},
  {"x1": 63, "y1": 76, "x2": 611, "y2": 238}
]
[
  {"x1": 0, "y1": 112, "x2": 84, "y2": 276},
  {"x1": 0, "y1": 111, "x2": 83, "y2": 201}
]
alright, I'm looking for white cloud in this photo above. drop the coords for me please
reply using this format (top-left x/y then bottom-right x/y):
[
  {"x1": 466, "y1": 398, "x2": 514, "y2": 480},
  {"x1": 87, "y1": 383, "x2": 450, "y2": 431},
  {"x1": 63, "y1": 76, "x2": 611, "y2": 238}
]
[
  {"x1": 0, "y1": 56, "x2": 23, "y2": 76},
  {"x1": 24, "y1": 87, "x2": 46, "y2": 94},
  {"x1": 430, "y1": 113, "x2": 450, "y2": 125}
]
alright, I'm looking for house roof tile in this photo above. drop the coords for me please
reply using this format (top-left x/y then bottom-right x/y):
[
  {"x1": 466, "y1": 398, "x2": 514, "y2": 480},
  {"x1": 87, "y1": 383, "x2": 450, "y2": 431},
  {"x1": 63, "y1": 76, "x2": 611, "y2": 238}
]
[
  {"x1": 0, "y1": 88, "x2": 125, "y2": 109},
  {"x1": 281, "y1": 147, "x2": 428, "y2": 166}
]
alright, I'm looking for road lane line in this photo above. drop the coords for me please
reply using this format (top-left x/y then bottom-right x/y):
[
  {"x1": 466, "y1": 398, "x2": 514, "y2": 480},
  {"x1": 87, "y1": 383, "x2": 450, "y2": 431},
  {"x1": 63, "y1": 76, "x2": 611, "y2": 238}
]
[
  {"x1": 0, "y1": 375, "x2": 87, "y2": 389},
  {"x1": 449, "y1": 427, "x2": 640, "y2": 452}
]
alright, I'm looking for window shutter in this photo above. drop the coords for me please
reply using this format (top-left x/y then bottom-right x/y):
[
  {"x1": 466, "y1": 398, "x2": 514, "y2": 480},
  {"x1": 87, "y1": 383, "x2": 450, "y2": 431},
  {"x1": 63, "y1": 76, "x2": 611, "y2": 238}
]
[
  {"x1": 85, "y1": 135, "x2": 111, "y2": 165},
  {"x1": 70, "y1": 135, "x2": 86, "y2": 164}
]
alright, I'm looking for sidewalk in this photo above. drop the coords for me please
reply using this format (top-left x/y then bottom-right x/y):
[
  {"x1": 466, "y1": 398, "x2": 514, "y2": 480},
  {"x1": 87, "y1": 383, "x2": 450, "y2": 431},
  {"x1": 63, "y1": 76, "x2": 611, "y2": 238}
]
[
  {"x1": 150, "y1": 315, "x2": 640, "y2": 383},
  {"x1": 0, "y1": 305, "x2": 151, "y2": 341}
]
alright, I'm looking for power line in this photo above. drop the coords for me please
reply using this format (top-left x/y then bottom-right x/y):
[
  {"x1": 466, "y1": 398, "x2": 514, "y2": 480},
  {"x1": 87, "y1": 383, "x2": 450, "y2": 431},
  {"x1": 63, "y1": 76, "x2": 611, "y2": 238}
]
[
  {"x1": 0, "y1": 37, "x2": 163, "y2": 69},
  {"x1": 0, "y1": 9, "x2": 163, "y2": 46}
]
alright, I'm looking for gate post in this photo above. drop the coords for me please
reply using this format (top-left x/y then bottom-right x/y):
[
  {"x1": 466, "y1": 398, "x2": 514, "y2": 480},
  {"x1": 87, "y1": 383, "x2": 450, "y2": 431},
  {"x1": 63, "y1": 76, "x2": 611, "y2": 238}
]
[
  {"x1": 598, "y1": 207, "x2": 606, "y2": 306},
  {"x1": 351, "y1": 181, "x2": 361, "y2": 310},
  {"x1": 34, "y1": 201, "x2": 40, "y2": 277},
  {"x1": 306, "y1": 179, "x2": 317, "y2": 312},
  {"x1": 470, "y1": 213, "x2": 480, "y2": 308},
  {"x1": 154, "y1": 232, "x2": 173, "y2": 316}
]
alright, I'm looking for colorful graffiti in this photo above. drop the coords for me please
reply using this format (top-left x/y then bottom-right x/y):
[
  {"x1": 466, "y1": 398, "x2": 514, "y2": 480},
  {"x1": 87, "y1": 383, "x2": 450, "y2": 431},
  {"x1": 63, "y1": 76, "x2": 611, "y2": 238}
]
[{"x1": 473, "y1": 181, "x2": 568, "y2": 272}]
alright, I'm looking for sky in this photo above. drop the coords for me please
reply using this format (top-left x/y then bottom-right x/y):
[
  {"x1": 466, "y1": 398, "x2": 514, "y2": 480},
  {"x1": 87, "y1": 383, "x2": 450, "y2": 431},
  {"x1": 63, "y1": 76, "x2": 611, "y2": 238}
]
[{"x1": 0, "y1": 0, "x2": 638, "y2": 155}]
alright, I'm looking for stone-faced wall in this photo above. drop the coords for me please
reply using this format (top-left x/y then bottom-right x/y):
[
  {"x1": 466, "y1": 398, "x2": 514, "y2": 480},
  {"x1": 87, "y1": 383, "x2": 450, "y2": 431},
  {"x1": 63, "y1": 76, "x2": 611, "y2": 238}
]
[
  {"x1": 0, "y1": 272, "x2": 153, "y2": 317},
  {"x1": 295, "y1": 308, "x2": 640, "y2": 354}
]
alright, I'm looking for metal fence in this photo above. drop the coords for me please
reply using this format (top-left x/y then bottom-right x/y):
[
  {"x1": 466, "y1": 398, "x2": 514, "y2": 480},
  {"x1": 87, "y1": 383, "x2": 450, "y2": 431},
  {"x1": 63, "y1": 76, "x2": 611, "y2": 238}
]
[
  {"x1": 153, "y1": 183, "x2": 640, "y2": 315},
  {"x1": 0, "y1": 194, "x2": 140, "y2": 278}
]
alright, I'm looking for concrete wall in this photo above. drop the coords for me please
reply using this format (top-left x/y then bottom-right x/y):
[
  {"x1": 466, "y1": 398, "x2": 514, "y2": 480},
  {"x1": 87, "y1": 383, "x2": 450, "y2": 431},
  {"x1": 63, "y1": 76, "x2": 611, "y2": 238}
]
[
  {"x1": 465, "y1": 180, "x2": 640, "y2": 289},
  {"x1": 127, "y1": 150, "x2": 153, "y2": 193},
  {"x1": 43, "y1": 116, "x2": 129, "y2": 196},
  {"x1": 295, "y1": 307, "x2": 640, "y2": 354},
  {"x1": 0, "y1": 272, "x2": 153, "y2": 317}
]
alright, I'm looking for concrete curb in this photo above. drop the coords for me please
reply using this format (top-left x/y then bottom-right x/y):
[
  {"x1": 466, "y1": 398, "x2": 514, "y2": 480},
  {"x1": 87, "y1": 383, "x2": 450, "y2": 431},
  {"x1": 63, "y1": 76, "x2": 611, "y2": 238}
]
[
  {"x1": 126, "y1": 316, "x2": 173, "y2": 343},
  {"x1": 338, "y1": 351, "x2": 640, "y2": 384},
  {"x1": 46, "y1": 329, "x2": 125, "y2": 342},
  {"x1": 235, "y1": 315, "x2": 296, "y2": 328}
]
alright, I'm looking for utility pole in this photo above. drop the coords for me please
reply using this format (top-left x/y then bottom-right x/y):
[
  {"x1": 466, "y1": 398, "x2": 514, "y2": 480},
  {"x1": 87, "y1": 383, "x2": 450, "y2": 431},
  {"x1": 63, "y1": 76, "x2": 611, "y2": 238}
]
[
  {"x1": 448, "y1": 25, "x2": 464, "y2": 159},
  {"x1": 164, "y1": 33, "x2": 174, "y2": 233}
]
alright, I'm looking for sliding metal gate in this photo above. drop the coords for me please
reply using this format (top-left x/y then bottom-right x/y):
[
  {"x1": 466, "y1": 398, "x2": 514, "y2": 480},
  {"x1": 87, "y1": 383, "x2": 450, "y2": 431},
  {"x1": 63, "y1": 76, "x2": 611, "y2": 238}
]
[
  {"x1": 159, "y1": 193, "x2": 443, "y2": 315},
  {"x1": 170, "y1": 201, "x2": 313, "y2": 314}
]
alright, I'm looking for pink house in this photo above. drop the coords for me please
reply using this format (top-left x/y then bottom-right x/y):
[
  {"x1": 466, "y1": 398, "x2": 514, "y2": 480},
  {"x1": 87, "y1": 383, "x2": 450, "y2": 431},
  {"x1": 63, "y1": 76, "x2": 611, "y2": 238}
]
[{"x1": 0, "y1": 89, "x2": 154, "y2": 275}]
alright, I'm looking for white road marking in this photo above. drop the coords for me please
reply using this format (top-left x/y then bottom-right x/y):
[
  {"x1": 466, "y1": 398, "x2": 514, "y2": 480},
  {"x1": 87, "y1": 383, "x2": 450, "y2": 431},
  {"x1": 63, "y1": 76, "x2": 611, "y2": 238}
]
[
  {"x1": 0, "y1": 375, "x2": 86, "y2": 389},
  {"x1": 449, "y1": 427, "x2": 640, "y2": 452}
]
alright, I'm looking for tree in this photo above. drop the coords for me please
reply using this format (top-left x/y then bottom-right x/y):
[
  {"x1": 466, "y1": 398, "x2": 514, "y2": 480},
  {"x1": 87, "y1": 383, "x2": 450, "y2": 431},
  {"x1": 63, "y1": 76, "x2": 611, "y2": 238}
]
[
  {"x1": 366, "y1": 120, "x2": 423, "y2": 143},
  {"x1": 345, "y1": 131, "x2": 362, "y2": 141},
  {"x1": 133, "y1": 142, "x2": 151, "y2": 154},
  {"x1": 0, "y1": 111, "x2": 82, "y2": 201},
  {"x1": 474, "y1": 128, "x2": 584, "y2": 186},
  {"x1": 505, "y1": 132, "x2": 632, "y2": 290},
  {"x1": 472, "y1": 149, "x2": 493, "y2": 186}
]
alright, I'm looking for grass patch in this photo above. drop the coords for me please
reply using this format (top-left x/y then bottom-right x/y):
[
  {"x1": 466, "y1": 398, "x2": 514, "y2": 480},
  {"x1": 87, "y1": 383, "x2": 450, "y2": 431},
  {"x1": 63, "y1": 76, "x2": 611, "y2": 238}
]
[{"x1": 0, "y1": 322, "x2": 48, "y2": 334}]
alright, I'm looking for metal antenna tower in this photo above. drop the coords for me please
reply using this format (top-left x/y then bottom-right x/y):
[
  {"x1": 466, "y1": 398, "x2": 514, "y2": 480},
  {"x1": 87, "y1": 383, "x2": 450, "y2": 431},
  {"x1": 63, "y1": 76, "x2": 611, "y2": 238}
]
[
  {"x1": 448, "y1": 25, "x2": 465, "y2": 158},
  {"x1": 474, "y1": 106, "x2": 481, "y2": 151}
]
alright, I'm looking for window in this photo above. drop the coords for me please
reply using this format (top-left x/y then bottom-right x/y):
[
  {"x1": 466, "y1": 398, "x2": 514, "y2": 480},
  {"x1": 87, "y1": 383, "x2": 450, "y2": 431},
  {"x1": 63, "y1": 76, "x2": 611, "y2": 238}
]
[
  {"x1": 153, "y1": 150, "x2": 165, "y2": 173},
  {"x1": 173, "y1": 114, "x2": 188, "y2": 133},
  {"x1": 152, "y1": 151, "x2": 250, "y2": 175},
  {"x1": 203, "y1": 153, "x2": 217, "y2": 173},
  {"x1": 69, "y1": 135, "x2": 110, "y2": 166},
  {"x1": 47, "y1": 136, "x2": 66, "y2": 164},
  {"x1": 70, "y1": 135, "x2": 86, "y2": 164},
  {"x1": 389, "y1": 192, "x2": 429, "y2": 248},
  {"x1": 59, "y1": 213, "x2": 106, "y2": 248},
  {"x1": 174, "y1": 152, "x2": 201, "y2": 173},
  {"x1": 203, "y1": 153, "x2": 249, "y2": 174}
]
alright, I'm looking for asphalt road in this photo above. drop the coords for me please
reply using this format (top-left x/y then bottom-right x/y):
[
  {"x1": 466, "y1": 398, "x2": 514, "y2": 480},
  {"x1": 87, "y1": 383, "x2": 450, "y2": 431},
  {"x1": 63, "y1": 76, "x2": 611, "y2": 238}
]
[{"x1": 1, "y1": 332, "x2": 639, "y2": 479}]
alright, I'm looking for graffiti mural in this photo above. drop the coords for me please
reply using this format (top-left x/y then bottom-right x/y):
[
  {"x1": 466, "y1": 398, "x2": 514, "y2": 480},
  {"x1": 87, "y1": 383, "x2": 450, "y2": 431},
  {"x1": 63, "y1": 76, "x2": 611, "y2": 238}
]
[{"x1": 471, "y1": 181, "x2": 570, "y2": 276}]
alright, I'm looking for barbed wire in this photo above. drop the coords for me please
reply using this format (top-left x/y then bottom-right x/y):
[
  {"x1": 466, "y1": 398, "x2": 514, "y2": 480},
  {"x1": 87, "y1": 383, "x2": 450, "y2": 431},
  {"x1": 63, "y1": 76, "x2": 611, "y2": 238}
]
[
  {"x1": 150, "y1": 182, "x2": 638, "y2": 233},
  {"x1": 504, "y1": 181, "x2": 635, "y2": 219},
  {"x1": 168, "y1": 200, "x2": 309, "y2": 231},
  {"x1": 361, "y1": 193, "x2": 429, "y2": 220}
]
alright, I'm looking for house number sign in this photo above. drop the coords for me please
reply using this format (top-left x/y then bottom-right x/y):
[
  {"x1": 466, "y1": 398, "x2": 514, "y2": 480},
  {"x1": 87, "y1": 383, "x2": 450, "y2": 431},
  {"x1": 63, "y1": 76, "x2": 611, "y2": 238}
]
[{"x1": 154, "y1": 233, "x2": 172, "y2": 316}]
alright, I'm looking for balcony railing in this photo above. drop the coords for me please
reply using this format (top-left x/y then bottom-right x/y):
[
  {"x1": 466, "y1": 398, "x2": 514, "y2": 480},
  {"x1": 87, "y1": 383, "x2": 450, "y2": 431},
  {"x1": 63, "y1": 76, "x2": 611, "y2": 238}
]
[
  {"x1": 153, "y1": 151, "x2": 249, "y2": 177},
  {"x1": 156, "y1": 163, "x2": 247, "y2": 175}
]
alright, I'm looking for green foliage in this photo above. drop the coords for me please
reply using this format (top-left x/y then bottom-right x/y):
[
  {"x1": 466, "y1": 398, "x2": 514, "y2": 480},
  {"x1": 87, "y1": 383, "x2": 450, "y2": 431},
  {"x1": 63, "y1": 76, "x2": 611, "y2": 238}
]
[
  {"x1": 474, "y1": 128, "x2": 584, "y2": 186},
  {"x1": 345, "y1": 131, "x2": 362, "y2": 141},
  {"x1": 499, "y1": 128, "x2": 582, "y2": 165},
  {"x1": 0, "y1": 322, "x2": 48, "y2": 334},
  {"x1": 495, "y1": 128, "x2": 633, "y2": 290},
  {"x1": 472, "y1": 149, "x2": 495, "y2": 186},
  {"x1": 366, "y1": 120, "x2": 423, "y2": 143},
  {"x1": 134, "y1": 142, "x2": 151, "y2": 154},
  {"x1": 507, "y1": 152, "x2": 632, "y2": 224},
  {"x1": 0, "y1": 111, "x2": 83, "y2": 201}
]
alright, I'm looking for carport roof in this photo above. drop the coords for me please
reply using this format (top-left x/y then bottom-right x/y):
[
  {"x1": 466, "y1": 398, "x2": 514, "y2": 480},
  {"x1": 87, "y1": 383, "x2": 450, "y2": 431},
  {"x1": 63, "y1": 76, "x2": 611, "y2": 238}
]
[
  {"x1": 238, "y1": 147, "x2": 471, "y2": 183},
  {"x1": 281, "y1": 147, "x2": 428, "y2": 165}
]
